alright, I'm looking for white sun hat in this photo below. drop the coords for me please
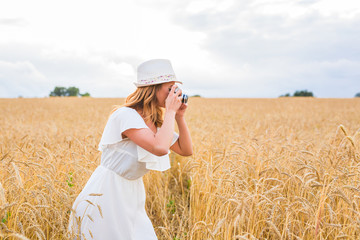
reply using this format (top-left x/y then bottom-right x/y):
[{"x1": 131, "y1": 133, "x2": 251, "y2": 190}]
[{"x1": 134, "y1": 59, "x2": 183, "y2": 87}]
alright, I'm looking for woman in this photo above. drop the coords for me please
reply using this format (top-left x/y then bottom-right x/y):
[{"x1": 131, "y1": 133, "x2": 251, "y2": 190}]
[{"x1": 68, "y1": 59, "x2": 193, "y2": 239}]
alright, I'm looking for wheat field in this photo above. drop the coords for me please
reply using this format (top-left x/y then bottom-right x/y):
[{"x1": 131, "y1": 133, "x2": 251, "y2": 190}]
[{"x1": 0, "y1": 97, "x2": 359, "y2": 239}]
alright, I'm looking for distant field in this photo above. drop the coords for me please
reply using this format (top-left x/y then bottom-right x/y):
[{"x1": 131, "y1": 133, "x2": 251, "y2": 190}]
[{"x1": 0, "y1": 97, "x2": 359, "y2": 239}]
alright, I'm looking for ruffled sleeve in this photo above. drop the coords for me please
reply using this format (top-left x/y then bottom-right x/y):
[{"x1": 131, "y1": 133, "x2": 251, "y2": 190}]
[
  {"x1": 137, "y1": 132, "x2": 179, "y2": 171},
  {"x1": 98, "y1": 107, "x2": 148, "y2": 151}
]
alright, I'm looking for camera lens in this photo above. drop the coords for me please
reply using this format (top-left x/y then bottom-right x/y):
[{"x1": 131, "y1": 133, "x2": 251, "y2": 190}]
[
  {"x1": 168, "y1": 86, "x2": 188, "y2": 104},
  {"x1": 182, "y1": 94, "x2": 188, "y2": 104}
]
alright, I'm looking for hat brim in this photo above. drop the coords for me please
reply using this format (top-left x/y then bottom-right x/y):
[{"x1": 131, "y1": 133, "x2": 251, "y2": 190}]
[{"x1": 134, "y1": 80, "x2": 183, "y2": 87}]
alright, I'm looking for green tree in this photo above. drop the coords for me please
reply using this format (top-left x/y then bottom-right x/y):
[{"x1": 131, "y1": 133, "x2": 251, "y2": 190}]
[
  {"x1": 66, "y1": 86, "x2": 80, "y2": 96},
  {"x1": 355, "y1": 92, "x2": 360, "y2": 97},
  {"x1": 293, "y1": 90, "x2": 314, "y2": 97},
  {"x1": 50, "y1": 86, "x2": 67, "y2": 96},
  {"x1": 49, "y1": 86, "x2": 90, "y2": 97}
]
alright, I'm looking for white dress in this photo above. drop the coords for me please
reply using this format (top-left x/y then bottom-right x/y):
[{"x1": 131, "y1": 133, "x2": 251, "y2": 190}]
[{"x1": 68, "y1": 107, "x2": 179, "y2": 239}]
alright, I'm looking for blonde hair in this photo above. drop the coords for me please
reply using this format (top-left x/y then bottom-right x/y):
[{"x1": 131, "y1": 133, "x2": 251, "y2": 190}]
[{"x1": 110, "y1": 84, "x2": 164, "y2": 127}]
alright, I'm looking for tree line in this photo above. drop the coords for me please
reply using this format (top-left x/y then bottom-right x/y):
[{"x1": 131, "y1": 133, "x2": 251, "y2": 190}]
[
  {"x1": 48, "y1": 87, "x2": 359, "y2": 98},
  {"x1": 49, "y1": 86, "x2": 90, "y2": 97},
  {"x1": 280, "y1": 90, "x2": 314, "y2": 97},
  {"x1": 280, "y1": 90, "x2": 360, "y2": 97}
]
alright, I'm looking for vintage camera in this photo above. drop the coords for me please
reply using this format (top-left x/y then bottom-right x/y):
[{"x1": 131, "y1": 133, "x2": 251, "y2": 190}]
[{"x1": 170, "y1": 87, "x2": 188, "y2": 104}]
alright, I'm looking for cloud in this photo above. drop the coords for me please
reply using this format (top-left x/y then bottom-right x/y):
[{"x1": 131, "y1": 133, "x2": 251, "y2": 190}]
[
  {"x1": 0, "y1": 18, "x2": 26, "y2": 26},
  {"x1": 0, "y1": 60, "x2": 48, "y2": 97},
  {"x1": 166, "y1": 0, "x2": 360, "y2": 97},
  {"x1": 1, "y1": 0, "x2": 359, "y2": 98},
  {"x1": 124, "y1": 0, "x2": 360, "y2": 97},
  {"x1": 0, "y1": 43, "x2": 142, "y2": 98}
]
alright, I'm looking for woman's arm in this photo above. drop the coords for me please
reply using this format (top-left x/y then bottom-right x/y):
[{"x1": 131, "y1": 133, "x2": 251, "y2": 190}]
[
  {"x1": 170, "y1": 102, "x2": 193, "y2": 156},
  {"x1": 124, "y1": 110, "x2": 176, "y2": 156},
  {"x1": 123, "y1": 85, "x2": 181, "y2": 156},
  {"x1": 170, "y1": 115, "x2": 193, "y2": 156}
]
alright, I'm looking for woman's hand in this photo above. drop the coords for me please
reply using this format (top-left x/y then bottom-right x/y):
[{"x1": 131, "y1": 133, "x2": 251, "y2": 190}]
[
  {"x1": 165, "y1": 85, "x2": 182, "y2": 113},
  {"x1": 176, "y1": 103, "x2": 187, "y2": 119},
  {"x1": 171, "y1": 86, "x2": 187, "y2": 118}
]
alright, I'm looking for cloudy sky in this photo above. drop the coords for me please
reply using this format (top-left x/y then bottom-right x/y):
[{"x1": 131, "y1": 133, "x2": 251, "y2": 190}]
[{"x1": 1, "y1": 0, "x2": 359, "y2": 98}]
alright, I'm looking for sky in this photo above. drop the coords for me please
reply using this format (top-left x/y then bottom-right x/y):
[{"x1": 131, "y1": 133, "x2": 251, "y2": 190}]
[{"x1": 0, "y1": 0, "x2": 359, "y2": 98}]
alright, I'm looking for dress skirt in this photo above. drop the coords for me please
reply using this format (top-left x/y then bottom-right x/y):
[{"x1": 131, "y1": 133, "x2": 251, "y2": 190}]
[{"x1": 68, "y1": 165, "x2": 158, "y2": 240}]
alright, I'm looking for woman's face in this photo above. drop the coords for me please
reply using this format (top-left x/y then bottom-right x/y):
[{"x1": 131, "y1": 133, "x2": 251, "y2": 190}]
[{"x1": 156, "y1": 81, "x2": 176, "y2": 108}]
